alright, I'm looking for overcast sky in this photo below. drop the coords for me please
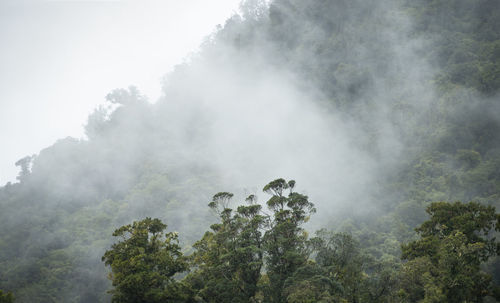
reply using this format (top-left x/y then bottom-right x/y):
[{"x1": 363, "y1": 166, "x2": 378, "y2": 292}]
[{"x1": 0, "y1": 0, "x2": 241, "y2": 184}]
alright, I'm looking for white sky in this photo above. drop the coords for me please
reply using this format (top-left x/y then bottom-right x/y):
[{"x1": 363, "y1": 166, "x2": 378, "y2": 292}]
[{"x1": 0, "y1": 0, "x2": 241, "y2": 184}]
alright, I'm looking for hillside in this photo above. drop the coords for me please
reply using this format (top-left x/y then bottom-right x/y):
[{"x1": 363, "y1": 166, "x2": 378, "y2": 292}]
[{"x1": 1, "y1": 0, "x2": 500, "y2": 302}]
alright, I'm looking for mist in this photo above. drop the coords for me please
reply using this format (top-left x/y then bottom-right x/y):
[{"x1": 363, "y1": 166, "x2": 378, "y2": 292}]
[
  {"x1": 0, "y1": 0, "x2": 241, "y2": 184},
  {"x1": 150, "y1": 0, "x2": 438, "y2": 224},
  {"x1": 1, "y1": 0, "x2": 500, "y2": 302}
]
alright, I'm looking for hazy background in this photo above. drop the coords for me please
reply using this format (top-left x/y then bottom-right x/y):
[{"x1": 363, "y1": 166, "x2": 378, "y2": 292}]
[{"x1": 0, "y1": 0, "x2": 241, "y2": 184}]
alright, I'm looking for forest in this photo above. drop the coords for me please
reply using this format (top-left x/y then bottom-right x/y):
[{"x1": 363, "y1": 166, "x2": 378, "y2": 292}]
[{"x1": 1, "y1": 0, "x2": 500, "y2": 302}]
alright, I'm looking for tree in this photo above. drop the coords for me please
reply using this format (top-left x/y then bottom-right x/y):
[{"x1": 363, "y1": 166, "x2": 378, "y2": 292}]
[
  {"x1": 105, "y1": 86, "x2": 147, "y2": 105},
  {"x1": 188, "y1": 192, "x2": 266, "y2": 302},
  {"x1": 14, "y1": 155, "x2": 33, "y2": 182},
  {"x1": 262, "y1": 178, "x2": 316, "y2": 302},
  {"x1": 102, "y1": 218, "x2": 190, "y2": 303},
  {"x1": 188, "y1": 178, "x2": 316, "y2": 303},
  {"x1": 400, "y1": 201, "x2": 500, "y2": 302},
  {"x1": 311, "y1": 230, "x2": 367, "y2": 303},
  {"x1": 282, "y1": 262, "x2": 341, "y2": 303}
]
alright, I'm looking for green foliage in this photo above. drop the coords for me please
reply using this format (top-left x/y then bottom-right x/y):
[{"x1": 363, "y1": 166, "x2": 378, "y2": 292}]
[
  {"x1": 0, "y1": 290, "x2": 14, "y2": 303},
  {"x1": 309, "y1": 230, "x2": 401, "y2": 303},
  {"x1": 188, "y1": 179, "x2": 316, "y2": 302},
  {"x1": 404, "y1": 0, "x2": 500, "y2": 94},
  {"x1": 102, "y1": 218, "x2": 190, "y2": 303},
  {"x1": 262, "y1": 179, "x2": 316, "y2": 302},
  {"x1": 400, "y1": 201, "x2": 500, "y2": 302},
  {"x1": 312, "y1": 230, "x2": 365, "y2": 301},
  {"x1": 186, "y1": 181, "x2": 406, "y2": 303},
  {"x1": 188, "y1": 192, "x2": 265, "y2": 302},
  {"x1": 282, "y1": 262, "x2": 341, "y2": 303},
  {"x1": 187, "y1": 179, "x2": 401, "y2": 303}
]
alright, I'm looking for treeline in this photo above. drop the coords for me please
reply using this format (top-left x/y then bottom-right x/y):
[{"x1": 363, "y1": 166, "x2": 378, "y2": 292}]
[{"x1": 102, "y1": 179, "x2": 500, "y2": 303}]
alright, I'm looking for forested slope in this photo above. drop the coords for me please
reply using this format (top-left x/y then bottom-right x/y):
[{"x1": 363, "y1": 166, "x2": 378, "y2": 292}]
[{"x1": 1, "y1": 0, "x2": 500, "y2": 302}]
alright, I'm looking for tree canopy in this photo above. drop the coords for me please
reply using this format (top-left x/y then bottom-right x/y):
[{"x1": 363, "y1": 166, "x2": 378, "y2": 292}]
[
  {"x1": 102, "y1": 218, "x2": 190, "y2": 303},
  {"x1": 400, "y1": 201, "x2": 500, "y2": 302},
  {"x1": 101, "y1": 182, "x2": 500, "y2": 302}
]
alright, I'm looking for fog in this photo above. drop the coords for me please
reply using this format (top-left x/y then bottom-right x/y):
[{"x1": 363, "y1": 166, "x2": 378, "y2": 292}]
[
  {"x1": 2, "y1": 0, "x2": 439, "y2": 233},
  {"x1": 149, "y1": 0, "x2": 438, "y2": 225},
  {"x1": 0, "y1": 0, "x2": 240, "y2": 184}
]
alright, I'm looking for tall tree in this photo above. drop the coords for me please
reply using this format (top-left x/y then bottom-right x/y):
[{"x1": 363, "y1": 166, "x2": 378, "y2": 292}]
[
  {"x1": 102, "y1": 218, "x2": 190, "y2": 303},
  {"x1": 262, "y1": 178, "x2": 316, "y2": 302},
  {"x1": 188, "y1": 192, "x2": 266, "y2": 302},
  {"x1": 400, "y1": 201, "x2": 500, "y2": 302}
]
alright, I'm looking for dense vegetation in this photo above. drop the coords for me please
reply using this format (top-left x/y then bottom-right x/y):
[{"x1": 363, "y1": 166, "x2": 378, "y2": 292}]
[
  {"x1": 102, "y1": 179, "x2": 500, "y2": 302},
  {"x1": 1, "y1": 0, "x2": 500, "y2": 301}
]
